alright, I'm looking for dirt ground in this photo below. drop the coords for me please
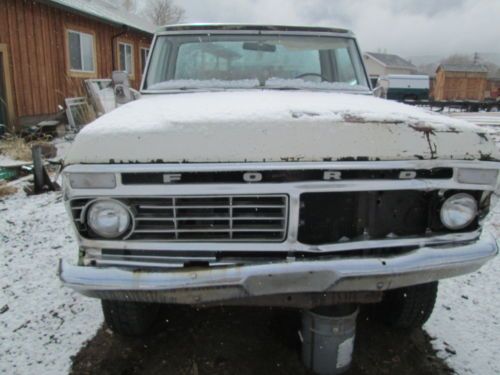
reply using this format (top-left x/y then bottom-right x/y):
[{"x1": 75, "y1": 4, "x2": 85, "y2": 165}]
[{"x1": 70, "y1": 306, "x2": 453, "y2": 375}]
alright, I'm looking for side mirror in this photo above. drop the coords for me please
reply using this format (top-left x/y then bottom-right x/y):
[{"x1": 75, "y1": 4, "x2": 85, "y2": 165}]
[{"x1": 372, "y1": 85, "x2": 385, "y2": 98}]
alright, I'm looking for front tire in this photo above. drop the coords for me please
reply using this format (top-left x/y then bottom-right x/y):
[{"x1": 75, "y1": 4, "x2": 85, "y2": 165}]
[
  {"x1": 375, "y1": 282, "x2": 438, "y2": 330},
  {"x1": 101, "y1": 299, "x2": 161, "y2": 336}
]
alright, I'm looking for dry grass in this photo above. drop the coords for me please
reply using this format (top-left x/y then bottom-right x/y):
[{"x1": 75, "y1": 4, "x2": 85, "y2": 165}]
[
  {"x1": 0, "y1": 136, "x2": 32, "y2": 162},
  {"x1": 0, "y1": 134, "x2": 56, "y2": 162},
  {"x1": 0, "y1": 182, "x2": 17, "y2": 197}
]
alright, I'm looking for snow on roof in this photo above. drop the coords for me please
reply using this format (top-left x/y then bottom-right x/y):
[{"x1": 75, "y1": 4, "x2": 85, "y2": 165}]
[
  {"x1": 438, "y1": 64, "x2": 489, "y2": 73},
  {"x1": 44, "y1": 0, "x2": 155, "y2": 34},
  {"x1": 365, "y1": 52, "x2": 417, "y2": 70},
  {"x1": 382, "y1": 74, "x2": 429, "y2": 80}
]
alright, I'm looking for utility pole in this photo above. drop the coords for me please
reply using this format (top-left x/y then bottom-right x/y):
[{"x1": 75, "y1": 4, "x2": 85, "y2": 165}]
[{"x1": 473, "y1": 52, "x2": 480, "y2": 65}]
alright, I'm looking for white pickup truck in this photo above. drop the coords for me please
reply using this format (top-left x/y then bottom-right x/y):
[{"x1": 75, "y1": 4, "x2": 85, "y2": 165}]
[{"x1": 59, "y1": 24, "x2": 499, "y2": 337}]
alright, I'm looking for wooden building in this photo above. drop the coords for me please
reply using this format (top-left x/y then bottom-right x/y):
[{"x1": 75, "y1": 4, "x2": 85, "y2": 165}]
[
  {"x1": 0, "y1": 0, "x2": 155, "y2": 131},
  {"x1": 486, "y1": 77, "x2": 500, "y2": 99},
  {"x1": 433, "y1": 64, "x2": 488, "y2": 101}
]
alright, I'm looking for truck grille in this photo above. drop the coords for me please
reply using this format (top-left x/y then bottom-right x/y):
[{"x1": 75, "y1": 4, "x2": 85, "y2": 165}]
[
  {"x1": 297, "y1": 190, "x2": 481, "y2": 245},
  {"x1": 71, "y1": 195, "x2": 288, "y2": 242}
]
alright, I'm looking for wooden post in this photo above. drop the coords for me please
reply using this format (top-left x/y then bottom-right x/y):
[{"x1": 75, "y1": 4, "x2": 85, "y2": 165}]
[{"x1": 32, "y1": 145, "x2": 44, "y2": 194}]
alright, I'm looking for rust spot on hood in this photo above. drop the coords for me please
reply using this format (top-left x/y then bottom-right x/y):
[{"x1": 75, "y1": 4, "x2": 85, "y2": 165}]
[
  {"x1": 280, "y1": 156, "x2": 304, "y2": 162},
  {"x1": 291, "y1": 111, "x2": 320, "y2": 119},
  {"x1": 341, "y1": 113, "x2": 404, "y2": 124},
  {"x1": 409, "y1": 122, "x2": 436, "y2": 135},
  {"x1": 342, "y1": 114, "x2": 367, "y2": 123},
  {"x1": 477, "y1": 133, "x2": 489, "y2": 142},
  {"x1": 479, "y1": 152, "x2": 493, "y2": 161},
  {"x1": 409, "y1": 122, "x2": 437, "y2": 159}
]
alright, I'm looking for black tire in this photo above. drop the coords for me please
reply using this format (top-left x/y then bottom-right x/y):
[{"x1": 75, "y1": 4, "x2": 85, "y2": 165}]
[
  {"x1": 375, "y1": 282, "x2": 438, "y2": 330},
  {"x1": 101, "y1": 299, "x2": 161, "y2": 337}
]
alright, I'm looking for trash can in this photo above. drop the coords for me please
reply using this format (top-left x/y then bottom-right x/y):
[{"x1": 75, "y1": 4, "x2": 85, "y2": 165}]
[{"x1": 301, "y1": 305, "x2": 359, "y2": 375}]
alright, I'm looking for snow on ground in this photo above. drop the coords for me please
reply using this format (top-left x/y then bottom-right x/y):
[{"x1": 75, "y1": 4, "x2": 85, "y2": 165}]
[
  {"x1": 0, "y1": 154, "x2": 30, "y2": 168},
  {"x1": 0, "y1": 190, "x2": 102, "y2": 375},
  {"x1": 425, "y1": 196, "x2": 500, "y2": 375}
]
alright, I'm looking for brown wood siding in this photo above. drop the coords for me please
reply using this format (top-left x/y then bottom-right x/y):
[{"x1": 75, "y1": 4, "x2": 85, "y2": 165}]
[
  {"x1": 0, "y1": 0, "x2": 152, "y2": 128},
  {"x1": 433, "y1": 68, "x2": 488, "y2": 101}
]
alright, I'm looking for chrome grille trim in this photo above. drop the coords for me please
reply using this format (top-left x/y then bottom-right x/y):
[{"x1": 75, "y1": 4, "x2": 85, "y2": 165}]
[
  {"x1": 70, "y1": 195, "x2": 289, "y2": 242},
  {"x1": 64, "y1": 160, "x2": 495, "y2": 258}
]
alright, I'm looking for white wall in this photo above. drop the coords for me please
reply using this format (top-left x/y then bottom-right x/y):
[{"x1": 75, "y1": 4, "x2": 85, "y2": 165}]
[{"x1": 363, "y1": 55, "x2": 417, "y2": 78}]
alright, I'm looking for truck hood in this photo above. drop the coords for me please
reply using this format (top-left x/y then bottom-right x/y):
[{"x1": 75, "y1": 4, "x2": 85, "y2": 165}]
[{"x1": 65, "y1": 91, "x2": 498, "y2": 164}]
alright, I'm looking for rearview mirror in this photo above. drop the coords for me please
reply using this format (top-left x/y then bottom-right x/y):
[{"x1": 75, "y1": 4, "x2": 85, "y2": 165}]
[{"x1": 242, "y1": 42, "x2": 276, "y2": 52}]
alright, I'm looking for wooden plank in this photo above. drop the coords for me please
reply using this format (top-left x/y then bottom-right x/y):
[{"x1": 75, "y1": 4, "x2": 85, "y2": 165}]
[
  {"x1": 39, "y1": 4, "x2": 56, "y2": 113},
  {"x1": 7, "y1": 0, "x2": 24, "y2": 118},
  {"x1": 0, "y1": 0, "x2": 9, "y2": 44},
  {"x1": 33, "y1": 3, "x2": 50, "y2": 112},
  {"x1": 54, "y1": 7, "x2": 69, "y2": 106},
  {"x1": 14, "y1": 0, "x2": 34, "y2": 115},
  {"x1": 25, "y1": 1, "x2": 43, "y2": 115}
]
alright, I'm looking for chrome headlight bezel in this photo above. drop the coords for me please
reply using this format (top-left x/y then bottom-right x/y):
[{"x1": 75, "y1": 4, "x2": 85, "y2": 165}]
[
  {"x1": 440, "y1": 193, "x2": 478, "y2": 230},
  {"x1": 84, "y1": 199, "x2": 134, "y2": 239}
]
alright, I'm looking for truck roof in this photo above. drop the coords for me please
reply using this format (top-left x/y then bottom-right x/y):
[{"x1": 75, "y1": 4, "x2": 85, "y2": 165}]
[
  {"x1": 381, "y1": 74, "x2": 430, "y2": 80},
  {"x1": 158, "y1": 23, "x2": 352, "y2": 36}
]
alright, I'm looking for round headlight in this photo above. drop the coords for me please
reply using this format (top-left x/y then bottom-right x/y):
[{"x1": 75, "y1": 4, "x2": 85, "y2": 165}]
[
  {"x1": 440, "y1": 193, "x2": 478, "y2": 230},
  {"x1": 86, "y1": 200, "x2": 131, "y2": 239}
]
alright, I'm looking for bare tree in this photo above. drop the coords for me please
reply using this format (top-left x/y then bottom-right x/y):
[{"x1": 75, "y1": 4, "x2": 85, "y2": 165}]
[
  {"x1": 121, "y1": 0, "x2": 137, "y2": 13},
  {"x1": 144, "y1": 0, "x2": 185, "y2": 26}
]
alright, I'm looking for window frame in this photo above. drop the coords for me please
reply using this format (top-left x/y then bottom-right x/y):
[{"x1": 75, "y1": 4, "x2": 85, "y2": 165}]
[
  {"x1": 65, "y1": 27, "x2": 97, "y2": 77},
  {"x1": 140, "y1": 46, "x2": 150, "y2": 75},
  {"x1": 117, "y1": 41, "x2": 135, "y2": 79},
  {"x1": 143, "y1": 34, "x2": 371, "y2": 92},
  {"x1": 0, "y1": 44, "x2": 15, "y2": 130}
]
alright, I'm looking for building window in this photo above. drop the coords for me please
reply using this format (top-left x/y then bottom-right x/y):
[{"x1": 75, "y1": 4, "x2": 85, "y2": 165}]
[
  {"x1": 140, "y1": 47, "x2": 150, "y2": 73},
  {"x1": 67, "y1": 30, "x2": 95, "y2": 73},
  {"x1": 118, "y1": 42, "x2": 134, "y2": 76}
]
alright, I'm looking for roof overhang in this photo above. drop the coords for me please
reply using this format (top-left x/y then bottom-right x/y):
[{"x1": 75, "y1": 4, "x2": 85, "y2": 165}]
[
  {"x1": 38, "y1": 0, "x2": 154, "y2": 35},
  {"x1": 364, "y1": 52, "x2": 417, "y2": 70}
]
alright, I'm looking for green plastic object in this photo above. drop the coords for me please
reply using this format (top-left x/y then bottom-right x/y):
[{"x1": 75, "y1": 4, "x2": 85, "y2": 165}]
[{"x1": 0, "y1": 168, "x2": 17, "y2": 181}]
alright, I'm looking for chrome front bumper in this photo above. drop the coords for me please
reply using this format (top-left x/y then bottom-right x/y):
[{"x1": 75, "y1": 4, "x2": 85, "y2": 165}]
[{"x1": 59, "y1": 238, "x2": 498, "y2": 305}]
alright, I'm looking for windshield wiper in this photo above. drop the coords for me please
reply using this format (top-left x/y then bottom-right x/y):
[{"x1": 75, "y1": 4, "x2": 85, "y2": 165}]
[{"x1": 265, "y1": 87, "x2": 301, "y2": 91}]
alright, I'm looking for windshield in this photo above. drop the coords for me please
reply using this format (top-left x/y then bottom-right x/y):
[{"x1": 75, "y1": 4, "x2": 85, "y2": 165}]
[{"x1": 144, "y1": 34, "x2": 369, "y2": 91}]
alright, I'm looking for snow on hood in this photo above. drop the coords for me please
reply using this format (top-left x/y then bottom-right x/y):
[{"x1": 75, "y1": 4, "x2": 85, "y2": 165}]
[{"x1": 65, "y1": 91, "x2": 498, "y2": 164}]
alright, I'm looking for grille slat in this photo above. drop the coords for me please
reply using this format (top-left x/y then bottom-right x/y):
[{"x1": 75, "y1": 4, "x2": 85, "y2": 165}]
[
  {"x1": 134, "y1": 228, "x2": 285, "y2": 233},
  {"x1": 138, "y1": 205, "x2": 286, "y2": 209}
]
